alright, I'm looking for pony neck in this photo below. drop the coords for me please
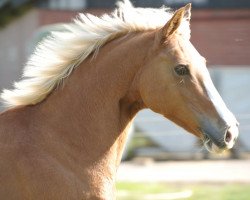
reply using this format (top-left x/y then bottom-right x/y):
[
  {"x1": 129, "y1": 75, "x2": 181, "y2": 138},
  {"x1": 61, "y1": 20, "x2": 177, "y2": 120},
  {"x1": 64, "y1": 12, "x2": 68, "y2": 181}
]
[{"x1": 34, "y1": 31, "x2": 155, "y2": 198}]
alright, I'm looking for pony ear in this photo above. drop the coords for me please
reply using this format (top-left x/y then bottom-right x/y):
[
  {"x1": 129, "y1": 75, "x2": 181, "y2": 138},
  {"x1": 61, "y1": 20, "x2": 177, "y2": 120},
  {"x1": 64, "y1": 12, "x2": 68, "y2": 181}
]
[
  {"x1": 161, "y1": 3, "x2": 191, "y2": 38},
  {"x1": 184, "y1": 3, "x2": 192, "y2": 22}
]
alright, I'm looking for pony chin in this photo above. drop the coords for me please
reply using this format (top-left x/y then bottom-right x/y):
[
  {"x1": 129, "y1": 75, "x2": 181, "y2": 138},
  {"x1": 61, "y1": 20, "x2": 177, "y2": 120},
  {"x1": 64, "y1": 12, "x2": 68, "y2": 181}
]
[
  {"x1": 211, "y1": 143, "x2": 225, "y2": 154},
  {"x1": 204, "y1": 141, "x2": 225, "y2": 154}
]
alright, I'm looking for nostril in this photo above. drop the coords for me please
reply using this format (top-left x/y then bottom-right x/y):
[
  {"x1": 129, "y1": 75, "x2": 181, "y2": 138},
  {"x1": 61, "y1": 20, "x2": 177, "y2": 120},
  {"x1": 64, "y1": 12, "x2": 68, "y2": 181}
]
[
  {"x1": 224, "y1": 125, "x2": 239, "y2": 149},
  {"x1": 225, "y1": 131, "x2": 232, "y2": 143}
]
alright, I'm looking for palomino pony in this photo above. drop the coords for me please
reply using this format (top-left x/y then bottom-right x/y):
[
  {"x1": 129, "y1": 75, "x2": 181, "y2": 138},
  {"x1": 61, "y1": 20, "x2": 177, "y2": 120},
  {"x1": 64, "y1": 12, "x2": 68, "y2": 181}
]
[{"x1": 0, "y1": 1, "x2": 239, "y2": 199}]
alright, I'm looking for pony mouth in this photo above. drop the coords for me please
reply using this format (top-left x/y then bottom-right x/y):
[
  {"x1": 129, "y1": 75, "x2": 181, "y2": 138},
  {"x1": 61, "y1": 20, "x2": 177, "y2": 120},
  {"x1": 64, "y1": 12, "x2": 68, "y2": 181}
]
[
  {"x1": 202, "y1": 135, "x2": 224, "y2": 153},
  {"x1": 202, "y1": 134, "x2": 225, "y2": 153}
]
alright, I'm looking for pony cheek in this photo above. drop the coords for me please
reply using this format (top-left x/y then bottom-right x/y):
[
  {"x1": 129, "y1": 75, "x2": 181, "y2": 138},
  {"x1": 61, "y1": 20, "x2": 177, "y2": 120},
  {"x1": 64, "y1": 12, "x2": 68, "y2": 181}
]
[
  {"x1": 138, "y1": 77, "x2": 164, "y2": 111},
  {"x1": 139, "y1": 82, "x2": 175, "y2": 116},
  {"x1": 138, "y1": 67, "x2": 173, "y2": 112}
]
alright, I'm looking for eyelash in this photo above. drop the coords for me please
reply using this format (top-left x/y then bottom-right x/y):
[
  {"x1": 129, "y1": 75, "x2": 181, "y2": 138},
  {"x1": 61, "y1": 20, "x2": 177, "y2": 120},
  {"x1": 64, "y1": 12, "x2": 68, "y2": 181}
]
[{"x1": 174, "y1": 64, "x2": 190, "y2": 76}]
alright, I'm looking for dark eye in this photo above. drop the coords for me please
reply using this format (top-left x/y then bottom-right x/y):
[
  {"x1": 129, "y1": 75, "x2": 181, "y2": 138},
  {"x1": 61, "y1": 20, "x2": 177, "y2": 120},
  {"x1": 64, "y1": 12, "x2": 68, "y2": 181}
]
[{"x1": 174, "y1": 64, "x2": 190, "y2": 76}]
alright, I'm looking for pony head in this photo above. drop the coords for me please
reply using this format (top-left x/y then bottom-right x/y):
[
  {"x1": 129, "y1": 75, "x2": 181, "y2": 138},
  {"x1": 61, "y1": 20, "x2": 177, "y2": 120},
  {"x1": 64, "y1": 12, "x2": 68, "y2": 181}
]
[{"x1": 139, "y1": 4, "x2": 239, "y2": 152}]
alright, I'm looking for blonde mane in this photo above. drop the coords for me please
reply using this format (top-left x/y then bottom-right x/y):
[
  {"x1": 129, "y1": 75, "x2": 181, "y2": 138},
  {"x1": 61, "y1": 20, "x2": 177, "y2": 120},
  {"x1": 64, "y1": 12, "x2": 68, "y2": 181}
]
[{"x1": 1, "y1": 0, "x2": 190, "y2": 108}]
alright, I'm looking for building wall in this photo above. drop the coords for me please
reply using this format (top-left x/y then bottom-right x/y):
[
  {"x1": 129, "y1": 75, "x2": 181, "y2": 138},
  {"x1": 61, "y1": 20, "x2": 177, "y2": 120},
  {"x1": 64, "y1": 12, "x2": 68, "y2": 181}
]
[
  {"x1": 191, "y1": 10, "x2": 250, "y2": 65},
  {"x1": 0, "y1": 10, "x2": 39, "y2": 91},
  {"x1": 37, "y1": 9, "x2": 108, "y2": 26}
]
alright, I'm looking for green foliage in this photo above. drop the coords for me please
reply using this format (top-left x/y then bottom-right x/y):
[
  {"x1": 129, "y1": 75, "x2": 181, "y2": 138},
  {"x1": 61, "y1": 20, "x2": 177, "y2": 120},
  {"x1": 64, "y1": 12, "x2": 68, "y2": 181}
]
[
  {"x1": 0, "y1": 2, "x2": 33, "y2": 28},
  {"x1": 123, "y1": 131, "x2": 158, "y2": 160},
  {"x1": 116, "y1": 182, "x2": 250, "y2": 200}
]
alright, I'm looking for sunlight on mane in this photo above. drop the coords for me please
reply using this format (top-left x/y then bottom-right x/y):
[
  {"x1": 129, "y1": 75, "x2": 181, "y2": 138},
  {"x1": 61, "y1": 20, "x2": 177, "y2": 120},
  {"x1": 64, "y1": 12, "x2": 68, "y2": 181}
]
[{"x1": 0, "y1": 0, "x2": 190, "y2": 108}]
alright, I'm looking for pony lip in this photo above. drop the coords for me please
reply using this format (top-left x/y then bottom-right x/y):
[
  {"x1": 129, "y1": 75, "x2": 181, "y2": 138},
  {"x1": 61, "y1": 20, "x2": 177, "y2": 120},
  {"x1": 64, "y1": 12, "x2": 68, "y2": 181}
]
[
  {"x1": 200, "y1": 129, "x2": 227, "y2": 152},
  {"x1": 202, "y1": 133, "x2": 222, "y2": 153}
]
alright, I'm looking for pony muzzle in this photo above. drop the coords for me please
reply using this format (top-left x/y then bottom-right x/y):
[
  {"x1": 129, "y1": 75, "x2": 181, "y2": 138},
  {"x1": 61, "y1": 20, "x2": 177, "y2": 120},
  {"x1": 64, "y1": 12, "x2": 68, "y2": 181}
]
[{"x1": 201, "y1": 122, "x2": 239, "y2": 153}]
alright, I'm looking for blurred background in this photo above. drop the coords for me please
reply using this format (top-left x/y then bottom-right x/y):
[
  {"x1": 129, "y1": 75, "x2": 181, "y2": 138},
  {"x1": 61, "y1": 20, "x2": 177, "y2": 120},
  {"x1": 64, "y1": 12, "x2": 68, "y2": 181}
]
[{"x1": 0, "y1": 0, "x2": 250, "y2": 199}]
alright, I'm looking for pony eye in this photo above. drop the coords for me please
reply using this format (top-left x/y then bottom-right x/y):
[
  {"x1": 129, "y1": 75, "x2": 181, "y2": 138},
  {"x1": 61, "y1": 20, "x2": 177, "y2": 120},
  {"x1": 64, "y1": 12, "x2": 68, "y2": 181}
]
[{"x1": 174, "y1": 64, "x2": 190, "y2": 76}]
